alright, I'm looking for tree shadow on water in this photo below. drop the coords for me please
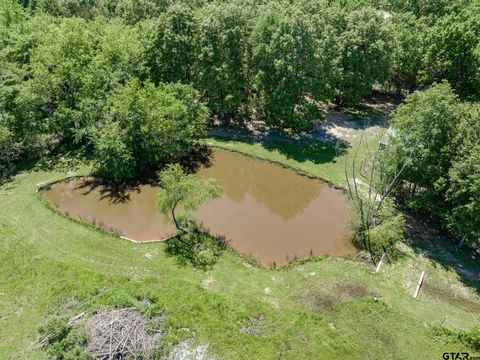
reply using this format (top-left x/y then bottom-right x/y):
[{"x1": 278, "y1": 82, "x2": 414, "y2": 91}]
[
  {"x1": 75, "y1": 178, "x2": 146, "y2": 204},
  {"x1": 165, "y1": 227, "x2": 226, "y2": 270},
  {"x1": 73, "y1": 145, "x2": 214, "y2": 205},
  {"x1": 177, "y1": 143, "x2": 213, "y2": 173}
]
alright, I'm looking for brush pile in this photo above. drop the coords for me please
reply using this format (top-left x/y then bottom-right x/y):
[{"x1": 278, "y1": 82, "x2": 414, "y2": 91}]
[{"x1": 85, "y1": 308, "x2": 159, "y2": 359}]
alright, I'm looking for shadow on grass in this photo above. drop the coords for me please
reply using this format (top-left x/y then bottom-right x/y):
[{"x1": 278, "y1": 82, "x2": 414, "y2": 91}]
[
  {"x1": 165, "y1": 228, "x2": 226, "y2": 270},
  {"x1": 213, "y1": 130, "x2": 349, "y2": 166},
  {"x1": 263, "y1": 140, "x2": 346, "y2": 164},
  {"x1": 333, "y1": 91, "x2": 403, "y2": 119},
  {"x1": 404, "y1": 214, "x2": 480, "y2": 295},
  {"x1": 12, "y1": 143, "x2": 95, "y2": 175}
]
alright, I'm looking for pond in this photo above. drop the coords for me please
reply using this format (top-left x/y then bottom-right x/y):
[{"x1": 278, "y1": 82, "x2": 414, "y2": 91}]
[{"x1": 43, "y1": 149, "x2": 355, "y2": 266}]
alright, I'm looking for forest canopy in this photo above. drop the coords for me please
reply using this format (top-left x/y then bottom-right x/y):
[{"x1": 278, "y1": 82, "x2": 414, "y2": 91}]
[{"x1": 2, "y1": 0, "x2": 480, "y2": 141}]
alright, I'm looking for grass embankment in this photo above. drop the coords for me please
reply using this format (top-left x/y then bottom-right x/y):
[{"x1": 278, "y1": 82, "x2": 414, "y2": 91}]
[{"x1": 1, "y1": 124, "x2": 480, "y2": 359}]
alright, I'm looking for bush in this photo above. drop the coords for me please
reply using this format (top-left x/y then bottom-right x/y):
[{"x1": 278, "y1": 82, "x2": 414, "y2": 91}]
[
  {"x1": 37, "y1": 315, "x2": 91, "y2": 359},
  {"x1": 38, "y1": 316, "x2": 71, "y2": 345},
  {"x1": 460, "y1": 326, "x2": 480, "y2": 351},
  {"x1": 364, "y1": 200, "x2": 405, "y2": 256},
  {"x1": 432, "y1": 325, "x2": 480, "y2": 352},
  {"x1": 0, "y1": 123, "x2": 20, "y2": 181},
  {"x1": 351, "y1": 197, "x2": 405, "y2": 260}
]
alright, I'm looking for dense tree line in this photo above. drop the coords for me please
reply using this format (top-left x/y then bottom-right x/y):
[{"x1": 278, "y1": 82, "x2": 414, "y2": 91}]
[{"x1": 1, "y1": 0, "x2": 480, "y2": 181}]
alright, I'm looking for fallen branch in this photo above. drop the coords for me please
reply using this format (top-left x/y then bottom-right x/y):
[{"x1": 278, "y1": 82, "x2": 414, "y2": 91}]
[{"x1": 67, "y1": 312, "x2": 85, "y2": 326}]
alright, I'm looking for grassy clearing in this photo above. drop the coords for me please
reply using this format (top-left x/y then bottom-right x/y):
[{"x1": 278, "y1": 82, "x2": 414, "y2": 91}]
[{"x1": 1, "y1": 125, "x2": 480, "y2": 358}]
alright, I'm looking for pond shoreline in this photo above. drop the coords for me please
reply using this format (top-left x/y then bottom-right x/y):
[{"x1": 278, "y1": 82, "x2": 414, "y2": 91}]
[
  {"x1": 39, "y1": 148, "x2": 354, "y2": 267},
  {"x1": 210, "y1": 142, "x2": 348, "y2": 192},
  {"x1": 37, "y1": 179, "x2": 173, "y2": 244}
]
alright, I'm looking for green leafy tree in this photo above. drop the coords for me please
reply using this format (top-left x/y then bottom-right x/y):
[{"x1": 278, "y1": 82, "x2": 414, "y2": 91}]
[
  {"x1": 0, "y1": 0, "x2": 24, "y2": 32},
  {"x1": 7, "y1": 17, "x2": 145, "y2": 151},
  {"x1": 91, "y1": 121, "x2": 134, "y2": 179},
  {"x1": 380, "y1": 0, "x2": 457, "y2": 17},
  {"x1": 445, "y1": 104, "x2": 480, "y2": 247},
  {"x1": 148, "y1": 3, "x2": 198, "y2": 84},
  {"x1": 251, "y1": 4, "x2": 335, "y2": 131},
  {"x1": 13, "y1": 17, "x2": 98, "y2": 144},
  {"x1": 158, "y1": 164, "x2": 222, "y2": 233},
  {"x1": 383, "y1": 83, "x2": 480, "y2": 246},
  {"x1": 104, "y1": 0, "x2": 167, "y2": 24},
  {"x1": 195, "y1": 2, "x2": 251, "y2": 119},
  {"x1": 35, "y1": 0, "x2": 100, "y2": 19},
  {"x1": 387, "y1": 82, "x2": 461, "y2": 198},
  {"x1": 0, "y1": 14, "x2": 55, "y2": 159},
  {"x1": 446, "y1": 145, "x2": 480, "y2": 247},
  {"x1": 93, "y1": 80, "x2": 209, "y2": 178},
  {"x1": 334, "y1": 7, "x2": 393, "y2": 105},
  {"x1": 389, "y1": 12, "x2": 427, "y2": 92},
  {"x1": 423, "y1": 7, "x2": 480, "y2": 98}
]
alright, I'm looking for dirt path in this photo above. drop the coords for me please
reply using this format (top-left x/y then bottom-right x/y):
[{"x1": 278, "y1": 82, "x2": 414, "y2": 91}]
[{"x1": 209, "y1": 108, "x2": 389, "y2": 146}]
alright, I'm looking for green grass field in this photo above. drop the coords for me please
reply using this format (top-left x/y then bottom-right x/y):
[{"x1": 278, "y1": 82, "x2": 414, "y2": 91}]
[{"x1": 1, "y1": 126, "x2": 480, "y2": 359}]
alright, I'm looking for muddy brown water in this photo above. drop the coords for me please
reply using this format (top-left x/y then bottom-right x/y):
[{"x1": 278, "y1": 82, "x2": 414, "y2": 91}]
[{"x1": 43, "y1": 149, "x2": 355, "y2": 266}]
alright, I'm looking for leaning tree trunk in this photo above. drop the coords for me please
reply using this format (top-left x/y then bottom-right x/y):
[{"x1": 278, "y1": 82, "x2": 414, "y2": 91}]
[{"x1": 171, "y1": 202, "x2": 189, "y2": 234}]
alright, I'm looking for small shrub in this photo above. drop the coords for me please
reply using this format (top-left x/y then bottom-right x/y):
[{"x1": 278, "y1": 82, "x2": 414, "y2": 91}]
[
  {"x1": 432, "y1": 325, "x2": 480, "y2": 351},
  {"x1": 0, "y1": 124, "x2": 20, "y2": 182},
  {"x1": 351, "y1": 198, "x2": 405, "y2": 261},
  {"x1": 38, "y1": 316, "x2": 70, "y2": 345},
  {"x1": 460, "y1": 326, "x2": 480, "y2": 351},
  {"x1": 365, "y1": 201, "x2": 405, "y2": 256},
  {"x1": 37, "y1": 316, "x2": 91, "y2": 359}
]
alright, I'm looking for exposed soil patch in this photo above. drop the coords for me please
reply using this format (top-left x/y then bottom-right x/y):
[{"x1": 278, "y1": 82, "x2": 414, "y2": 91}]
[
  {"x1": 361, "y1": 91, "x2": 403, "y2": 113},
  {"x1": 209, "y1": 96, "x2": 397, "y2": 144},
  {"x1": 423, "y1": 283, "x2": 480, "y2": 314},
  {"x1": 209, "y1": 108, "x2": 387, "y2": 145},
  {"x1": 320, "y1": 112, "x2": 385, "y2": 141},
  {"x1": 300, "y1": 282, "x2": 375, "y2": 310}
]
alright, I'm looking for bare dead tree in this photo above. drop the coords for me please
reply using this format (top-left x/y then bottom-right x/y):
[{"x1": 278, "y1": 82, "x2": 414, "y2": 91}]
[{"x1": 340, "y1": 127, "x2": 417, "y2": 264}]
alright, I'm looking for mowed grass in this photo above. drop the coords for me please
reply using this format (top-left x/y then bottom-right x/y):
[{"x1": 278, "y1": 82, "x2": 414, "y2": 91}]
[{"x1": 1, "y1": 128, "x2": 480, "y2": 358}]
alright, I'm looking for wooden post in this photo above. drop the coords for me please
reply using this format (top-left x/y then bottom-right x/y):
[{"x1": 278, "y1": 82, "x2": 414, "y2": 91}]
[
  {"x1": 440, "y1": 316, "x2": 447, "y2": 327},
  {"x1": 413, "y1": 271, "x2": 425, "y2": 299},
  {"x1": 375, "y1": 253, "x2": 385, "y2": 273}
]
